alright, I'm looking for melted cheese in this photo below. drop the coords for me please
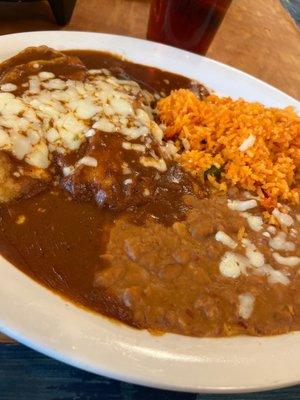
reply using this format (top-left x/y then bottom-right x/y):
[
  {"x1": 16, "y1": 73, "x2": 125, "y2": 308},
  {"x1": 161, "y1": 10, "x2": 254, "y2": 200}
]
[
  {"x1": 215, "y1": 231, "x2": 237, "y2": 249},
  {"x1": 241, "y1": 212, "x2": 263, "y2": 231},
  {"x1": 0, "y1": 69, "x2": 169, "y2": 171},
  {"x1": 238, "y1": 293, "x2": 255, "y2": 319},
  {"x1": 219, "y1": 252, "x2": 248, "y2": 278},
  {"x1": 272, "y1": 208, "x2": 294, "y2": 227},
  {"x1": 242, "y1": 238, "x2": 265, "y2": 268},
  {"x1": 77, "y1": 156, "x2": 98, "y2": 167},
  {"x1": 269, "y1": 232, "x2": 296, "y2": 252},
  {"x1": 273, "y1": 252, "x2": 300, "y2": 267},
  {"x1": 239, "y1": 134, "x2": 256, "y2": 152},
  {"x1": 258, "y1": 265, "x2": 290, "y2": 285},
  {"x1": 227, "y1": 199, "x2": 257, "y2": 212}
]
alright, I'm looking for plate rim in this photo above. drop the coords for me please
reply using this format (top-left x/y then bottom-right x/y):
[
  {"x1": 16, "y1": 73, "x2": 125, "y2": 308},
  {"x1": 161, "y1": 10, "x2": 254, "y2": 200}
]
[{"x1": 0, "y1": 30, "x2": 298, "y2": 106}]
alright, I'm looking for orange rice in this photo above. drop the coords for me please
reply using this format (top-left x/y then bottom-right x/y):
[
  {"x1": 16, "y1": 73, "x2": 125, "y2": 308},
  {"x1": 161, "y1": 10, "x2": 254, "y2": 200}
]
[{"x1": 157, "y1": 89, "x2": 300, "y2": 206}]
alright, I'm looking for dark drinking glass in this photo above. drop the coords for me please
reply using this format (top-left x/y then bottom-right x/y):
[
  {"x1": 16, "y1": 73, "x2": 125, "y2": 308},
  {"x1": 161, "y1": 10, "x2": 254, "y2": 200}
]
[{"x1": 147, "y1": 0, "x2": 232, "y2": 55}]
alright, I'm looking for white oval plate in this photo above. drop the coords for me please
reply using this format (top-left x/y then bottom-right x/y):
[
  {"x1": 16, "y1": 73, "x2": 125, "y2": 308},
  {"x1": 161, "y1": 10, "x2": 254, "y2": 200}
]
[{"x1": 0, "y1": 31, "x2": 299, "y2": 394}]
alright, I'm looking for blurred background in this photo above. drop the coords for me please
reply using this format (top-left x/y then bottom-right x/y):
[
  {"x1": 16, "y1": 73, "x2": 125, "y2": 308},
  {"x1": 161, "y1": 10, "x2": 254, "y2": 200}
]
[{"x1": 0, "y1": 0, "x2": 299, "y2": 98}]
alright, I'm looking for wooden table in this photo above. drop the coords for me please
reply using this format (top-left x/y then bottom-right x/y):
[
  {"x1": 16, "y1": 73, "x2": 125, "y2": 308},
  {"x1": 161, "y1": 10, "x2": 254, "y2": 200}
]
[
  {"x1": 0, "y1": 0, "x2": 299, "y2": 398},
  {"x1": 0, "y1": 0, "x2": 299, "y2": 98}
]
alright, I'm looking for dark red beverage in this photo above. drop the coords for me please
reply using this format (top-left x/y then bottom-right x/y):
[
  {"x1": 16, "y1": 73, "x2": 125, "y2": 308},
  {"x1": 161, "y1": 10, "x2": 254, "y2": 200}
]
[{"x1": 147, "y1": 0, "x2": 232, "y2": 55}]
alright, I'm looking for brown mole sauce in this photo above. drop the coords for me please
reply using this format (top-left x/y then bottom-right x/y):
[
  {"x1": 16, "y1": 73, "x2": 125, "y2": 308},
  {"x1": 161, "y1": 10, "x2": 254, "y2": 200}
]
[
  {"x1": 65, "y1": 50, "x2": 208, "y2": 96},
  {"x1": 0, "y1": 50, "x2": 203, "y2": 326}
]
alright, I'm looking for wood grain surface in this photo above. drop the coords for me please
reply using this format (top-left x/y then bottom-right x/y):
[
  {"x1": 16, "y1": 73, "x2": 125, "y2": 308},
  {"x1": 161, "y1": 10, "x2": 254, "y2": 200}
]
[
  {"x1": 0, "y1": 332, "x2": 14, "y2": 343},
  {"x1": 0, "y1": 0, "x2": 299, "y2": 98}
]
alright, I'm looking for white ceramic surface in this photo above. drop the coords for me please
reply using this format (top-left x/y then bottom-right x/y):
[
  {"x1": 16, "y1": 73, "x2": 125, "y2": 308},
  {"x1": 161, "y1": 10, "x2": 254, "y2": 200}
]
[{"x1": 0, "y1": 31, "x2": 299, "y2": 394}]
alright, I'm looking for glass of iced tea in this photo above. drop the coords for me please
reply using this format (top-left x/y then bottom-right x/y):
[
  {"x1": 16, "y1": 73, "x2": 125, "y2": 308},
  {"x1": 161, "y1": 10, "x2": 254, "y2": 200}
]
[{"x1": 147, "y1": 0, "x2": 232, "y2": 55}]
